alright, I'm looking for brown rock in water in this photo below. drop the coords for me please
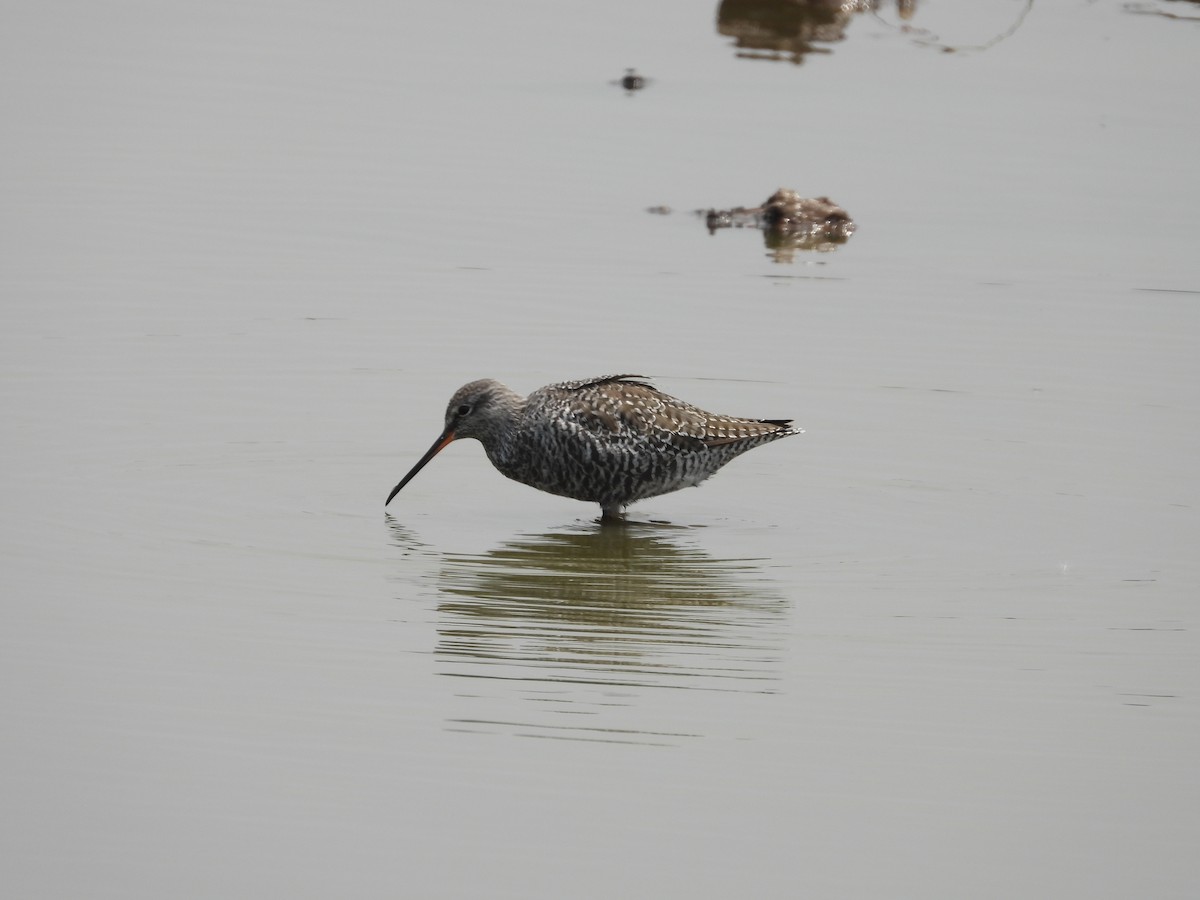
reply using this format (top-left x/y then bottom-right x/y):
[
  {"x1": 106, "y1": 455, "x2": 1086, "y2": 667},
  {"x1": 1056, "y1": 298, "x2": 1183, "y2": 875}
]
[{"x1": 701, "y1": 188, "x2": 855, "y2": 256}]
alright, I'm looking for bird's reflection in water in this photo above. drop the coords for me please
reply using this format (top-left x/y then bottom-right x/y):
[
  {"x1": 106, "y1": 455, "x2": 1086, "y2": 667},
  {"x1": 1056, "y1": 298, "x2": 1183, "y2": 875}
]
[{"x1": 427, "y1": 522, "x2": 788, "y2": 744}]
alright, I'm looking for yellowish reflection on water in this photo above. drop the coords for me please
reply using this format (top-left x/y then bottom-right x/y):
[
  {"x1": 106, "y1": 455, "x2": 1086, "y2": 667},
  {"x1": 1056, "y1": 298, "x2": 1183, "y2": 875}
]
[{"x1": 391, "y1": 521, "x2": 788, "y2": 743}]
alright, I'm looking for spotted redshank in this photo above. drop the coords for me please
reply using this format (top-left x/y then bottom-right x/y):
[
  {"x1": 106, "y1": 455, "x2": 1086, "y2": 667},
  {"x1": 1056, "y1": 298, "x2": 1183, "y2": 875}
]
[{"x1": 385, "y1": 374, "x2": 801, "y2": 520}]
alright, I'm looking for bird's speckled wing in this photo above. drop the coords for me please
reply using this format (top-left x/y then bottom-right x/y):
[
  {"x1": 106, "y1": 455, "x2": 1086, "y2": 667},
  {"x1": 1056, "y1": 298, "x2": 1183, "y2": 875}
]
[{"x1": 536, "y1": 375, "x2": 796, "y2": 449}]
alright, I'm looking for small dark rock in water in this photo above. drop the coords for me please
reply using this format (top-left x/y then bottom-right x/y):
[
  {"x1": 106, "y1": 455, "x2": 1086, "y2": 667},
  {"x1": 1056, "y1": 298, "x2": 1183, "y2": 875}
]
[
  {"x1": 618, "y1": 68, "x2": 647, "y2": 91},
  {"x1": 701, "y1": 188, "x2": 855, "y2": 258}
]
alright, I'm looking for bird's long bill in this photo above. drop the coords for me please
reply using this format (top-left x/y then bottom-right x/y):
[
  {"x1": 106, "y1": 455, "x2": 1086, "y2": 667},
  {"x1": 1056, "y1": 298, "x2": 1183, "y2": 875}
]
[{"x1": 385, "y1": 429, "x2": 455, "y2": 506}]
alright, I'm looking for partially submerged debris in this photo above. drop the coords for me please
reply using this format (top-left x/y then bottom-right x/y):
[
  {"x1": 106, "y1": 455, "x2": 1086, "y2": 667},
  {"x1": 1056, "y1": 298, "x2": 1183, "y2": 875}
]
[{"x1": 703, "y1": 188, "x2": 855, "y2": 257}]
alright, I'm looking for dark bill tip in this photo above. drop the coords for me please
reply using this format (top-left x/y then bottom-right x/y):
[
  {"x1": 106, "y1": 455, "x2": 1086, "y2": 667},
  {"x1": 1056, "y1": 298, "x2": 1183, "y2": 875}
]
[{"x1": 385, "y1": 430, "x2": 455, "y2": 507}]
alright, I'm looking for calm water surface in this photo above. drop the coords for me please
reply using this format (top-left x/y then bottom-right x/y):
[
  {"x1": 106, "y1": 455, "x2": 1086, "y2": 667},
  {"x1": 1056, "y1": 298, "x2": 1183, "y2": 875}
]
[{"x1": 3, "y1": 1, "x2": 1198, "y2": 897}]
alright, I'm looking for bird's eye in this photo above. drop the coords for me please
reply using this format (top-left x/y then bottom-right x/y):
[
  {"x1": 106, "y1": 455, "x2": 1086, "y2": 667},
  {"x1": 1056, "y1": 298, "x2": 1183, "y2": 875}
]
[{"x1": 457, "y1": 404, "x2": 471, "y2": 416}]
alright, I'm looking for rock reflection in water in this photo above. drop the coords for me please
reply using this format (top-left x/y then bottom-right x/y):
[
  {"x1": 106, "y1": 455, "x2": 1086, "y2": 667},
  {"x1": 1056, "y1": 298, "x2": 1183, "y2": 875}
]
[
  {"x1": 429, "y1": 523, "x2": 787, "y2": 742},
  {"x1": 717, "y1": 0, "x2": 892, "y2": 65},
  {"x1": 717, "y1": 1, "x2": 1034, "y2": 63}
]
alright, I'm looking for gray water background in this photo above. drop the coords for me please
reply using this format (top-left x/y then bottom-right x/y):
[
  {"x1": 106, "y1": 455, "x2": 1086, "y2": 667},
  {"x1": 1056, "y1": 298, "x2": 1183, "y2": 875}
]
[{"x1": 3, "y1": 1, "x2": 1199, "y2": 897}]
